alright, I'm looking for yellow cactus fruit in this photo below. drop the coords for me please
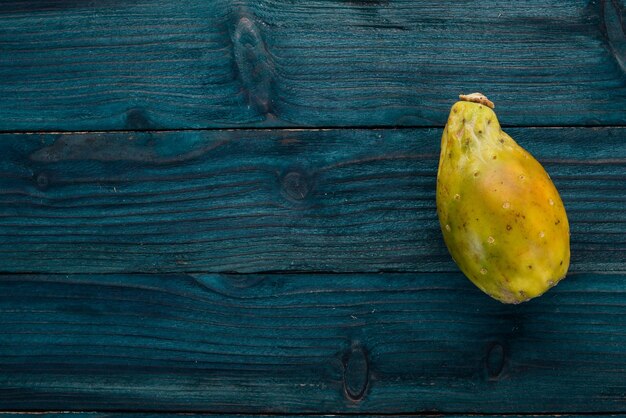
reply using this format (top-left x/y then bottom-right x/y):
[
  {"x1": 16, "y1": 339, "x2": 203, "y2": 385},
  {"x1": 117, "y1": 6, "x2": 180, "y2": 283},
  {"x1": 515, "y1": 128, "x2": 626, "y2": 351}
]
[{"x1": 436, "y1": 93, "x2": 570, "y2": 303}]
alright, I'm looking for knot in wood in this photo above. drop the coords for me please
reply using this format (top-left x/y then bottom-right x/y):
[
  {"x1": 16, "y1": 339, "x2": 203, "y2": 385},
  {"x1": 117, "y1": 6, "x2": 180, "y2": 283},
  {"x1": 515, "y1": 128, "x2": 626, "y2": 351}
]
[
  {"x1": 232, "y1": 15, "x2": 274, "y2": 115},
  {"x1": 35, "y1": 172, "x2": 50, "y2": 190},
  {"x1": 126, "y1": 108, "x2": 153, "y2": 130},
  {"x1": 281, "y1": 171, "x2": 310, "y2": 201},
  {"x1": 343, "y1": 344, "x2": 369, "y2": 401},
  {"x1": 601, "y1": 0, "x2": 626, "y2": 73},
  {"x1": 486, "y1": 342, "x2": 506, "y2": 379}
]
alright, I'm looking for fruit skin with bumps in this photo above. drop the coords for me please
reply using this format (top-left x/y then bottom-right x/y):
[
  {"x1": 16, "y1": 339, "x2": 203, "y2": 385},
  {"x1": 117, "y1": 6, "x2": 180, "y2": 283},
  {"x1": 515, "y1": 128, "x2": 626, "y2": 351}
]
[{"x1": 436, "y1": 93, "x2": 570, "y2": 304}]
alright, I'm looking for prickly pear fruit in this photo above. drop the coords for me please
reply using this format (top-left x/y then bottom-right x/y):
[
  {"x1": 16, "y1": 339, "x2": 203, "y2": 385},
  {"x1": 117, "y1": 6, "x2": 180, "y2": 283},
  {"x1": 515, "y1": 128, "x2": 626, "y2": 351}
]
[{"x1": 436, "y1": 93, "x2": 570, "y2": 304}]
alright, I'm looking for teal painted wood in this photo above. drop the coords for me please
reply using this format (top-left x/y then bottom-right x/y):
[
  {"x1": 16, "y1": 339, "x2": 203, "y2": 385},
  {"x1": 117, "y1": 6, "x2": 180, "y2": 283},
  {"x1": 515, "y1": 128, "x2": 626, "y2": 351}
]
[
  {"x1": 0, "y1": 127, "x2": 623, "y2": 274},
  {"x1": 2, "y1": 416, "x2": 623, "y2": 418},
  {"x1": 1, "y1": 271, "x2": 626, "y2": 412},
  {"x1": 1, "y1": 0, "x2": 625, "y2": 130},
  {"x1": 0, "y1": 416, "x2": 622, "y2": 418}
]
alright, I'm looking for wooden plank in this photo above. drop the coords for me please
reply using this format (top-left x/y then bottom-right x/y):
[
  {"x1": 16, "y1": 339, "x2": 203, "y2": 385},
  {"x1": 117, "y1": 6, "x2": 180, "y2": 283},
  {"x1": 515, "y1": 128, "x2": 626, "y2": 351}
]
[
  {"x1": 1, "y1": 0, "x2": 625, "y2": 130},
  {"x1": 1, "y1": 271, "x2": 626, "y2": 412},
  {"x1": 0, "y1": 415, "x2": 622, "y2": 418},
  {"x1": 2, "y1": 416, "x2": 623, "y2": 418},
  {"x1": 0, "y1": 127, "x2": 624, "y2": 274}
]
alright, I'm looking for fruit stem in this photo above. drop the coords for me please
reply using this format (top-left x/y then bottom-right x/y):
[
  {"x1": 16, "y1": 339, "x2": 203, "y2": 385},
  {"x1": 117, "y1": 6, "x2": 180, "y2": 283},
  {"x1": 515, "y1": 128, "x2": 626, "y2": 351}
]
[{"x1": 459, "y1": 93, "x2": 494, "y2": 109}]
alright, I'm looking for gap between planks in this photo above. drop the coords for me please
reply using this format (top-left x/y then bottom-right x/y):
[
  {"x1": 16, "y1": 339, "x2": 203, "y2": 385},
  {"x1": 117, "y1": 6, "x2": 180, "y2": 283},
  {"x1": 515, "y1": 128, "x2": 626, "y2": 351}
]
[
  {"x1": 1, "y1": 412, "x2": 626, "y2": 416},
  {"x1": 2, "y1": 125, "x2": 626, "y2": 135}
]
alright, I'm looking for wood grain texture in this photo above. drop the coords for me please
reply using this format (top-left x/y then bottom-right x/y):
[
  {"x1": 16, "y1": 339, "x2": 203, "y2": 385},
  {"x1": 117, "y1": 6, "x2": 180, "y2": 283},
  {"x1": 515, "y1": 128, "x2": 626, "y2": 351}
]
[
  {"x1": 1, "y1": 271, "x2": 626, "y2": 412},
  {"x1": 1, "y1": 0, "x2": 625, "y2": 130},
  {"x1": 1, "y1": 127, "x2": 624, "y2": 274},
  {"x1": 2, "y1": 416, "x2": 623, "y2": 418},
  {"x1": 0, "y1": 415, "x2": 622, "y2": 418}
]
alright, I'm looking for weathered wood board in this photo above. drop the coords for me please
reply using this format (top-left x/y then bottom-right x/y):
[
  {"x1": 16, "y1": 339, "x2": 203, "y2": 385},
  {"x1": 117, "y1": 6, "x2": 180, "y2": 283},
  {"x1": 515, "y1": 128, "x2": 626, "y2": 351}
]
[
  {"x1": 0, "y1": 128, "x2": 623, "y2": 273},
  {"x1": 0, "y1": 0, "x2": 625, "y2": 130},
  {"x1": 1, "y1": 271, "x2": 626, "y2": 412}
]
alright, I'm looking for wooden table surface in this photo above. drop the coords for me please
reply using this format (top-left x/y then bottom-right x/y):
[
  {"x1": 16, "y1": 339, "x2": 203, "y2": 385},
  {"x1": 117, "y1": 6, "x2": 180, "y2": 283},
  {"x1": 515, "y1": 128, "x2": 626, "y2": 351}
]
[{"x1": 1, "y1": 0, "x2": 625, "y2": 415}]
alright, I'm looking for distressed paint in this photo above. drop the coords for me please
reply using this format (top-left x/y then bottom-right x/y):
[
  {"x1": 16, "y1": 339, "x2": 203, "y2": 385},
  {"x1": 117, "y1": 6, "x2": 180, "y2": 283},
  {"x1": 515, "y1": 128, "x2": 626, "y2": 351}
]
[
  {"x1": 0, "y1": 128, "x2": 623, "y2": 273},
  {"x1": 0, "y1": 0, "x2": 625, "y2": 130},
  {"x1": 0, "y1": 272, "x2": 626, "y2": 412}
]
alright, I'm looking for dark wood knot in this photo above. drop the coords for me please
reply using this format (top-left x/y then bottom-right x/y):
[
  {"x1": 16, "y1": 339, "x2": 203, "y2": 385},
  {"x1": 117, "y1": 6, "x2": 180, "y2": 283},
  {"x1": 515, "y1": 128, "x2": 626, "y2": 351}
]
[
  {"x1": 600, "y1": 0, "x2": 626, "y2": 72},
  {"x1": 343, "y1": 344, "x2": 369, "y2": 401},
  {"x1": 190, "y1": 274, "x2": 269, "y2": 299},
  {"x1": 486, "y1": 342, "x2": 506, "y2": 379},
  {"x1": 223, "y1": 274, "x2": 267, "y2": 289},
  {"x1": 232, "y1": 15, "x2": 274, "y2": 115},
  {"x1": 35, "y1": 172, "x2": 50, "y2": 190},
  {"x1": 281, "y1": 171, "x2": 310, "y2": 201},
  {"x1": 126, "y1": 108, "x2": 153, "y2": 130}
]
